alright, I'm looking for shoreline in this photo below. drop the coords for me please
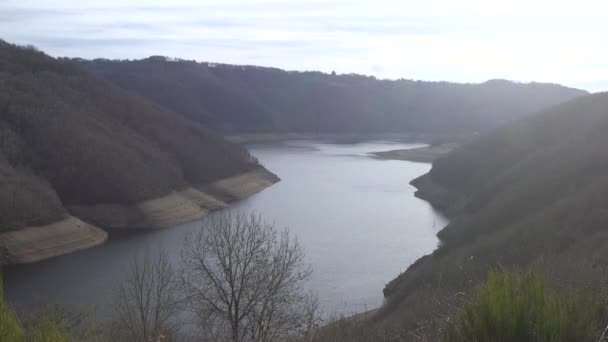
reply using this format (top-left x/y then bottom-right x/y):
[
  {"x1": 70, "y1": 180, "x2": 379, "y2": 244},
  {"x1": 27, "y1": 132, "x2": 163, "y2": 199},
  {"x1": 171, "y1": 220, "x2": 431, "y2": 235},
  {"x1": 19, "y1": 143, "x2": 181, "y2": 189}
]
[
  {"x1": 0, "y1": 216, "x2": 108, "y2": 264},
  {"x1": 370, "y1": 143, "x2": 459, "y2": 163},
  {"x1": 409, "y1": 172, "x2": 466, "y2": 219},
  {"x1": 1, "y1": 168, "x2": 279, "y2": 264},
  {"x1": 226, "y1": 132, "x2": 444, "y2": 145}
]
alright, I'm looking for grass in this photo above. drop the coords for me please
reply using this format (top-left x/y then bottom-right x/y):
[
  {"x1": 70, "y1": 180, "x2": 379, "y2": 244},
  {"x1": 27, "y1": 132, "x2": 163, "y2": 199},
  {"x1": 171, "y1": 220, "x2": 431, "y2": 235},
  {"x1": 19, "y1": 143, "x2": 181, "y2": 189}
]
[{"x1": 444, "y1": 270, "x2": 602, "y2": 342}]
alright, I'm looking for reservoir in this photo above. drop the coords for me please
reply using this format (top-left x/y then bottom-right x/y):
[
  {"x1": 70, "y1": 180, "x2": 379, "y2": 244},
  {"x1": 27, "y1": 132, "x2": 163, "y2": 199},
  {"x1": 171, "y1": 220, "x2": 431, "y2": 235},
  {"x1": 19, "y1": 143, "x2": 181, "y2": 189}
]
[{"x1": 5, "y1": 140, "x2": 447, "y2": 316}]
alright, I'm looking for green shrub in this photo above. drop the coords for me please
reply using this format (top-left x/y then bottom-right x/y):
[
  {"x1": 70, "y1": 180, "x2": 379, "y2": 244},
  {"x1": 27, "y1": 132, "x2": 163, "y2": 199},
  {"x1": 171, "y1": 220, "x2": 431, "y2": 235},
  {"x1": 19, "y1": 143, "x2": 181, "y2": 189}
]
[
  {"x1": 445, "y1": 270, "x2": 601, "y2": 342},
  {"x1": 0, "y1": 308, "x2": 25, "y2": 341},
  {"x1": 0, "y1": 274, "x2": 25, "y2": 341},
  {"x1": 0, "y1": 274, "x2": 70, "y2": 342}
]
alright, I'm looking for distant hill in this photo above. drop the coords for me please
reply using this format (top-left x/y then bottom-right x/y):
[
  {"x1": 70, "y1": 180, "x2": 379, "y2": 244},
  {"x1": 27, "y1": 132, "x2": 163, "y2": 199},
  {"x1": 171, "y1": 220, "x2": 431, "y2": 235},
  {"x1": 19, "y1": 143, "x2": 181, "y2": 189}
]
[
  {"x1": 375, "y1": 92, "x2": 608, "y2": 337},
  {"x1": 0, "y1": 40, "x2": 274, "y2": 263},
  {"x1": 75, "y1": 57, "x2": 587, "y2": 135}
]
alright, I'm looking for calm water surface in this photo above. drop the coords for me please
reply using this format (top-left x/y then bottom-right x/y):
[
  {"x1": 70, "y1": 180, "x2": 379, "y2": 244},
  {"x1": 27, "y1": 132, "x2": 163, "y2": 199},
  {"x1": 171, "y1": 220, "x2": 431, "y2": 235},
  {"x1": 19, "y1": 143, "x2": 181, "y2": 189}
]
[{"x1": 5, "y1": 140, "x2": 447, "y2": 316}]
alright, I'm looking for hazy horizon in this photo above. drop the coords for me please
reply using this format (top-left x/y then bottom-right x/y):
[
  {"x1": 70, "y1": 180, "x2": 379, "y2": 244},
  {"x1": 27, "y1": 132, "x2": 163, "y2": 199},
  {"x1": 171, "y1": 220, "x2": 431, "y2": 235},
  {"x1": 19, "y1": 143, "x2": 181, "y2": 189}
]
[{"x1": 2, "y1": 0, "x2": 607, "y2": 92}]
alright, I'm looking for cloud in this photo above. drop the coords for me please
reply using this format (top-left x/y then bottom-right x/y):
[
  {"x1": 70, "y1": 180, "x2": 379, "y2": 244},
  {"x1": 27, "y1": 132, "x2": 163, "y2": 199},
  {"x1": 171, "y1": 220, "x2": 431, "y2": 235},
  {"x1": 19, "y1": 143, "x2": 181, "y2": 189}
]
[
  {"x1": 0, "y1": 0, "x2": 607, "y2": 91},
  {"x1": 0, "y1": 7, "x2": 76, "y2": 22}
]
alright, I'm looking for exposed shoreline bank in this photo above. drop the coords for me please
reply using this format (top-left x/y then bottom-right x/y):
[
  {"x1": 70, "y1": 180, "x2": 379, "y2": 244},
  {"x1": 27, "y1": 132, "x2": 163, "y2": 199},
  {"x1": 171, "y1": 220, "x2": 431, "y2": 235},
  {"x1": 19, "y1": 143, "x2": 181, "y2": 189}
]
[
  {"x1": 1, "y1": 168, "x2": 279, "y2": 264},
  {"x1": 225, "y1": 132, "x2": 452, "y2": 145},
  {"x1": 368, "y1": 142, "x2": 460, "y2": 218},
  {"x1": 370, "y1": 143, "x2": 459, "y2": 163},
  {"x1": 0, "y1": 216, "x2": 108, "y2": 264}
]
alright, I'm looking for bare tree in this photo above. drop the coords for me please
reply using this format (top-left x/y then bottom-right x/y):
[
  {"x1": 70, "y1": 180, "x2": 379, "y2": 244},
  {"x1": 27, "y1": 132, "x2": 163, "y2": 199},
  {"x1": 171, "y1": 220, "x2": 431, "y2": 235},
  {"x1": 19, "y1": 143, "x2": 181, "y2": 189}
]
[
  {"x1": 298, "y1": 292, "x2": 322, "y2": 342},
  {"x1": 179, "y1": 212, "x2": 316, "y2": 342},
  {"x1": 112, "y1": 247, "x2": 180, "y2": 342}
]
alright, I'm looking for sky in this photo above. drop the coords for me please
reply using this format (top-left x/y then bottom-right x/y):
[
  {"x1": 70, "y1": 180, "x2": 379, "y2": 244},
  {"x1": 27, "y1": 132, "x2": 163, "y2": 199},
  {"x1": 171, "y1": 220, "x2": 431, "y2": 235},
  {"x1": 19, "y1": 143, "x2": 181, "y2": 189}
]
[{"x1": 1, "y1": 0, "x2": 607, "y2": 92}]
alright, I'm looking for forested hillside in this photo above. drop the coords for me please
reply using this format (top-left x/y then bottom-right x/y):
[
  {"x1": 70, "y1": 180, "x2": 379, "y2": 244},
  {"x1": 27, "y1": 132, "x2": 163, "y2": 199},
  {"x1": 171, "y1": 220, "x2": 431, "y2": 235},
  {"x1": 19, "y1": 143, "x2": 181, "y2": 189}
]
[
  {"x1": 374, "y1": 92, "x2": 608, "y2": 338},
  {"x1": 0, "y1": 40, "x2": 263, "y2": 238},
  {"x1": 76, "y1": 57, "x2": 587, "y2": 134}
]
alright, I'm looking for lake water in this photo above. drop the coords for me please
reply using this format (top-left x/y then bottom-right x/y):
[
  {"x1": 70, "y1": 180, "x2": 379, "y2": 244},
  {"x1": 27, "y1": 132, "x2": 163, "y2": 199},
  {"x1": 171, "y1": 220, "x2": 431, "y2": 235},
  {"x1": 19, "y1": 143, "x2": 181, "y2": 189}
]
[{"x1": 5, "y1": 140, "x2": 447, "y2": 316}]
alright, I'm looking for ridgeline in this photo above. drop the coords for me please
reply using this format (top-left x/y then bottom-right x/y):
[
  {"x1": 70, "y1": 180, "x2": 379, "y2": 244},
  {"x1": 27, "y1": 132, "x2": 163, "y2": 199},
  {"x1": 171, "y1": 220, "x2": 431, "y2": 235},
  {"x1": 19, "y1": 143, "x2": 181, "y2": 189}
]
[{"x1": 76, "y1": 57, "x2": 586, "y2": 135}]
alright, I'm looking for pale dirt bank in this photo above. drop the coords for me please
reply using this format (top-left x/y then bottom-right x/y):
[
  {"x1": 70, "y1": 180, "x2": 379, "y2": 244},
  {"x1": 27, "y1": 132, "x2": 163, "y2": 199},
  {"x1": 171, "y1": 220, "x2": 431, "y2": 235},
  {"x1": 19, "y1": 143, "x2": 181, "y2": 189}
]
[
  {"x1": 370, "y1": 143, "x2": 459, "y2": 163},
  {"x1": 0, "y1": 216, "x2": 108, "y2": 264},
  {"x1": 68, "y1": 188, "x2": 220, "y2": 230},
  {"x1": 1, "y1": 168, "x2": 279, "y2": 263},
  {"x1": 196, "y1": 168, "x2": 280, "y2": 202},
  {"x1": 69, "y1": 168, "x2": 279, "y2": 230},
  {"x1": 226, "y1": 132, "x2": 435, "y2": 145}
]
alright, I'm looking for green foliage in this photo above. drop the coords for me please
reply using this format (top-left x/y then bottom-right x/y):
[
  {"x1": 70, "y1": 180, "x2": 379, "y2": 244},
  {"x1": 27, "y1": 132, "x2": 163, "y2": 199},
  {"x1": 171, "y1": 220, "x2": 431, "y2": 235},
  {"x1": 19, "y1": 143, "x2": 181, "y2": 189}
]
[
  {"x1": 0, "y1": 274, "x2": 71, "y2": 342},
  {"x1": 0, "y1": 295, "x2": 25, "y2": 341},
  {"x1": 0, "y1": 308, "x2": 25, "y2": 341},
  {"x1": 0, "y1": 274, "x2": 25, "y2": 341},
  {"x1": 445, "y1": 271, "x2": 601, "y2": 342}
]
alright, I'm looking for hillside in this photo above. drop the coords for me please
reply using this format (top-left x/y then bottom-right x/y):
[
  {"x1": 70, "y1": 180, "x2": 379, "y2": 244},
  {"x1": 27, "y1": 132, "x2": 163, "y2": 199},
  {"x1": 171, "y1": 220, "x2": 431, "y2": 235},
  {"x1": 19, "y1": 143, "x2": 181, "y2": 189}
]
[
  {"x1": 0, "y1": 40, "x2": 277, "y2": 263},
  {"x1": 75, "y1": 57, "x2": 587, "y2": 135},
  {"x1": 371, "y1": 92, "x2": 608, "y2": 338}
]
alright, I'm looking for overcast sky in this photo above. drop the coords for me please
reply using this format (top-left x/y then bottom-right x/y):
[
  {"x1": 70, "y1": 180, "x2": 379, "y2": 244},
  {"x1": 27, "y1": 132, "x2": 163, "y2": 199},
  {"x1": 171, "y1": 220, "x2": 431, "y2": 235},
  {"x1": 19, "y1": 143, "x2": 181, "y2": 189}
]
[{"x1": 2, "y1": 0, "x2": 607, "y2": 91}]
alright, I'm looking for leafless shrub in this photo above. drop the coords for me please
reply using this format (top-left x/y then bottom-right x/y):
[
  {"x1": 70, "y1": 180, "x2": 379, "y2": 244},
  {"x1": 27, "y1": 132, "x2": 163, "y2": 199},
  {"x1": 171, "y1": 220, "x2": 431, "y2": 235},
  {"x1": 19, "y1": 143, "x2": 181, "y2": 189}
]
[{"x1": 111, "y1": 247, "x2": 181, "y2": 342}]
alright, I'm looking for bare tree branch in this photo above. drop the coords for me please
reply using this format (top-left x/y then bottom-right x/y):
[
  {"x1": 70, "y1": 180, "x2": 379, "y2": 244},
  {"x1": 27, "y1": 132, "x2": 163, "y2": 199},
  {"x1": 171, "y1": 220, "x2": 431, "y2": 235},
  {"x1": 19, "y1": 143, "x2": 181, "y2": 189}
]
[
  {"x1": 179, "y1": 211, "x2": 317, "y2": 342},
  {"x1": 111, "y1": 247, "x2": 181, "y2": 342}
]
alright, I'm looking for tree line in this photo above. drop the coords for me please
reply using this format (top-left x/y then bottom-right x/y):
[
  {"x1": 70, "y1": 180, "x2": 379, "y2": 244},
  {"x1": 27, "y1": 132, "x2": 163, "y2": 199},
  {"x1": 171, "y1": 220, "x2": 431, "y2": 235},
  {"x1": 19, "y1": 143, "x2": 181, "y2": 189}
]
[{"x1": 77, "y1": 58, "x2": 586, "y2": 135}]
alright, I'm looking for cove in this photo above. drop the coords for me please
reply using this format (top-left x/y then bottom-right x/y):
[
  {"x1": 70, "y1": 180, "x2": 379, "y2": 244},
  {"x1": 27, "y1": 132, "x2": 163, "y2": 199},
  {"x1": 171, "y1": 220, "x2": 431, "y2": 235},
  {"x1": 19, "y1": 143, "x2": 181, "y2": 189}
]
[{"x1": 5, "y1": 140, "x2": 447, "y2": 316}]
